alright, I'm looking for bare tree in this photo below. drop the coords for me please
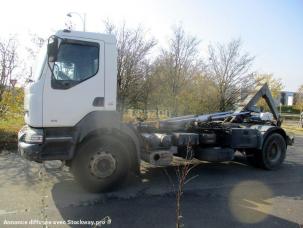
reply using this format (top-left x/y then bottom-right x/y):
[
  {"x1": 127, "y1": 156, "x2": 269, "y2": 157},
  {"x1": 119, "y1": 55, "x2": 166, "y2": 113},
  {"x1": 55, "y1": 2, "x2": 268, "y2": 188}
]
[
  {"x1": 0, "y1": 36, "x2": 18, "y2": 100},
  {"x1": 175, "y1": 143, "x2": 198, "y2": 228},
  {"x1": 138, "y1": 60, "x2": 154, "y2": 117},
  {"x1": 22, "y1": 33, "x2": 45, "y2": 82},
  {"x1": 104, "y1": 22, "x2": 157, "y2": 116},
  {"x1": 207, "y1": 39, "x2": 255, "y2": 111},
  {"x1": 295, "y1": 85, "x2": 303, "y2": 111},
  {"x1": 294, "y1": 85, "x2": 303, "y2": 127},
  {"x1": 26, "y1": 33, "x2": 45, "y2": 59},
  {"x1": 156, "y1": 25, "x2": 200, "y2": 116}
]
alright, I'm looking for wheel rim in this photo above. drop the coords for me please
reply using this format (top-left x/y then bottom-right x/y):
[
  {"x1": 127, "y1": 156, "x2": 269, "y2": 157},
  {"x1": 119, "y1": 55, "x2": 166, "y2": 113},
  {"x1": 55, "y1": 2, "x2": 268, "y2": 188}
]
[
  {"x1": 89, "y1": 151, "x2": 117, "y2": 179},
  {"x1": 267, "y1": 142, "x2": 281, "y2": 163}
]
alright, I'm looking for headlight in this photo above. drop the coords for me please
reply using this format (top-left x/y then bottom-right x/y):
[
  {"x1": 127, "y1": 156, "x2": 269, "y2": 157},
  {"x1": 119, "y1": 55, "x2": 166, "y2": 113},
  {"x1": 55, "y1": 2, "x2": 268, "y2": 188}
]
[{"x1": 24, "y1": 127, "x2": 44, "y2": 144}]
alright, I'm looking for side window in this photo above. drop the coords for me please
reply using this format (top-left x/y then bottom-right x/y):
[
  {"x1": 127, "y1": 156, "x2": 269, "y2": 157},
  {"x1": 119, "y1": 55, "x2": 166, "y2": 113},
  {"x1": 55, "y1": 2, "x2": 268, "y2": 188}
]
[{"x1": 52, "y1": 41, "x2": 99, "y2": 89}]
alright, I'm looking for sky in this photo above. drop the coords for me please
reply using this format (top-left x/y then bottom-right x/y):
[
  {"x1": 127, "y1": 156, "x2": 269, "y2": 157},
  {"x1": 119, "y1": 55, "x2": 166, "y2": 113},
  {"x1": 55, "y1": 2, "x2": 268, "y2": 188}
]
[{"x1": 1, "y1": 0, "x2": 302, "y2": 91}]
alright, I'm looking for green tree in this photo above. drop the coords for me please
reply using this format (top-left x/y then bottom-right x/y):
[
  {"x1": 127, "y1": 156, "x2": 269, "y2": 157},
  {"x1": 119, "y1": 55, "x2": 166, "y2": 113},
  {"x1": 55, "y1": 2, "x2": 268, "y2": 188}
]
[{"x1": 178, "y1": 74, "x2": 219, "y2": 115}]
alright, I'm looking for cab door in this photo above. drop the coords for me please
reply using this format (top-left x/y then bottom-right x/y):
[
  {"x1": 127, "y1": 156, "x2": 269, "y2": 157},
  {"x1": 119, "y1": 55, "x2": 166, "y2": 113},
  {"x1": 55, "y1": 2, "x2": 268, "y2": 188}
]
[{"x1": 43, "y1": 38, "x2": 105, "y2": 127}]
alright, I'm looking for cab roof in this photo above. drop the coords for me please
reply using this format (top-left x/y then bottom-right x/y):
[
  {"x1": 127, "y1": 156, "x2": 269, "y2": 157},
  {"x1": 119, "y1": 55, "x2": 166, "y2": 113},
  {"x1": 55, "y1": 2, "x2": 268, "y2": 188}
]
[{"x1": 55, "y1": 30, "x2": 116, "y2": 44}]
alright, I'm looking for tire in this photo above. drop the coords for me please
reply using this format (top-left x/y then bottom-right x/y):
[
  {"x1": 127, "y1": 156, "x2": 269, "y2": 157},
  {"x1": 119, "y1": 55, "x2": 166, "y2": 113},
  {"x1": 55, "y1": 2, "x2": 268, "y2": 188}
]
[
  {"x1": 246, "y1": 133, "x2": 286, "y2": 170},
  {"x1": 259, "y1": 133, "x2": 286, "y2": 170},
  {"x1": 71, "y1": 136, "x2": 130, "y2": 193}
]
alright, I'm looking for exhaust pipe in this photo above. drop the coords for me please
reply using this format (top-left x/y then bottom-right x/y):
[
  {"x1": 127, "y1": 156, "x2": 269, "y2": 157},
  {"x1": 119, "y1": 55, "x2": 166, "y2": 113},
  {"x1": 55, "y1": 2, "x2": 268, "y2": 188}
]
[{"x1": 141, "y1": 149, "x2": 176, "y2": 166}]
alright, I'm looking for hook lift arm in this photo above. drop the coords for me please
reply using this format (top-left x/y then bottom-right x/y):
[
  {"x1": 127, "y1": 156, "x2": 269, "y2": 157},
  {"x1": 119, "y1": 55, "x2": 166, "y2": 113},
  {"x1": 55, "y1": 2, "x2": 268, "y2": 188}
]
[{"x1": 240, "y1": 83, "x2": 282, "y2": 126}]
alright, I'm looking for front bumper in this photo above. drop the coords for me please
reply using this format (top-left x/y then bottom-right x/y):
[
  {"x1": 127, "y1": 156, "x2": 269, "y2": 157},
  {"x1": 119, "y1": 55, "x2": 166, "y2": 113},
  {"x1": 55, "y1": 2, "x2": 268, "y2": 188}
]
[
  {"x1": 18, "y1": 126, "x2": 43, "y2": 162},
  {"x1": 18, "y1": 125, "x2": 75, "y2": 162},
  {"x1": 18, "y1": 141, "x2": 43, "y2": 162}
]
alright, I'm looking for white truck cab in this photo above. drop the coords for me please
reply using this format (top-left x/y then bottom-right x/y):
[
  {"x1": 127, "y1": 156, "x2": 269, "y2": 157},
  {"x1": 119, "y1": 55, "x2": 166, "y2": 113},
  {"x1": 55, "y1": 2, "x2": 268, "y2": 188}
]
[{"x1": 24, "y1": 30, "x2": 117, "y2": 128}]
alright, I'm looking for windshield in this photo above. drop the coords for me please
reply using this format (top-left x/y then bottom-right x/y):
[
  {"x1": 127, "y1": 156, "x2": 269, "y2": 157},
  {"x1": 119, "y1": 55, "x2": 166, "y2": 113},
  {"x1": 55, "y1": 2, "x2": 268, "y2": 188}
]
[{"x1": 32, "y1": 43, "x2": 47, "y2": 81}]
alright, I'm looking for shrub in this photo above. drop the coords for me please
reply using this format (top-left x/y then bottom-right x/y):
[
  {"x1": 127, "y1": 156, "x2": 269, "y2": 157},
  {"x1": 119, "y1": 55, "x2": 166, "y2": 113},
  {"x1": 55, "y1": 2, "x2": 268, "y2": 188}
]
[
  {"x1": 279, "y1": 105, "x2": 300, "y2": 114},
  {"x1": 0, "y1": 88, "x2": 24, "y2": 150}
]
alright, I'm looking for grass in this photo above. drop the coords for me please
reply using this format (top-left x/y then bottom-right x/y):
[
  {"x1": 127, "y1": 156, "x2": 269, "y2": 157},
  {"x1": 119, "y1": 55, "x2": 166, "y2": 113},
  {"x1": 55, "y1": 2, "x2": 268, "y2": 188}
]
[
  {"x1": 0, "y1": 116, "x2": 24, "y2": 150},
  {"x1": 282, "y1": 123, "x2": 303, "y2": 136}
]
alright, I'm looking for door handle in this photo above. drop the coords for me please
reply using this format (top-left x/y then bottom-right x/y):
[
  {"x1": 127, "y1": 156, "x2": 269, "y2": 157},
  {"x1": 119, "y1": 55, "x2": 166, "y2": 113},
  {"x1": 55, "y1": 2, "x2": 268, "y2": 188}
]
[{"x1": 93, "y1": 97, "x2": 104, "y2": 107}]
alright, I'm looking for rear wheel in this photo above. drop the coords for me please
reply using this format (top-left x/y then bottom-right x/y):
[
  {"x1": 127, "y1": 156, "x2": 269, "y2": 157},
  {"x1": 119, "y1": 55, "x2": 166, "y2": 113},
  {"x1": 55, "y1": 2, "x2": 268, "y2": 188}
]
[
  {"x1": 259, "y1": 133, "x2": 286, "y2": 170},
  {"x1": 71, "y1": 136, "x2": 130, "y2": 193},
  {"x1": 246, "y1": 133, "x2": 286, "y2": 170}
]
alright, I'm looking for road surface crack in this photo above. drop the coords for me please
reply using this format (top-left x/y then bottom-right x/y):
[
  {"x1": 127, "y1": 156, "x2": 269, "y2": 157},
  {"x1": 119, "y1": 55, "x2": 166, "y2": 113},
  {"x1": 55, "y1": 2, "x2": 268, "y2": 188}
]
[{"x1": 38, "y1": 163, "x2": 49, "y2": 228}]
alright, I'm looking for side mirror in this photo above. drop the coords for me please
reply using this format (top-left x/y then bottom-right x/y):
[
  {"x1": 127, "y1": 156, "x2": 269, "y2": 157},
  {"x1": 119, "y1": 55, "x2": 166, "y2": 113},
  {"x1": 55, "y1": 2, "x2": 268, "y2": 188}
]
[{"x1": 47, "y1": 36, "x2": 59, "y2": 62}]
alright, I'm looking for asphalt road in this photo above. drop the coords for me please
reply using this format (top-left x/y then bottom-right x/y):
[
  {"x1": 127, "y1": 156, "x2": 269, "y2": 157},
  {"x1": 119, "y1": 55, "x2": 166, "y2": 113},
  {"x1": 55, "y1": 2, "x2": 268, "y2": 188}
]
[{"x1": 0, "y1": 136, "x2": 302, "y2": 228}]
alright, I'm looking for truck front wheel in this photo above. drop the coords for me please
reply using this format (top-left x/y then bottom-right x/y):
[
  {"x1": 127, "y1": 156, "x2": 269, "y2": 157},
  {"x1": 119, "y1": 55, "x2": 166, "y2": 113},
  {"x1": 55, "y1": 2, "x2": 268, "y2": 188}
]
[{"x1": 71, "y1": 136, "x2": 130, "y2": 193}]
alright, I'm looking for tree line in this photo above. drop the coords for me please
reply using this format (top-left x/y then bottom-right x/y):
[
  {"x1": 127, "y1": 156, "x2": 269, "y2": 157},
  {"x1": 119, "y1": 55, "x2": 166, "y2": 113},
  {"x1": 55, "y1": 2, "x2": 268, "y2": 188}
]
[
  {"x1": 104, "y1": 23, "x2": 291, "y2": 118},
  {"x1": 0, "y1": 23, "x2": 302, "y2": 120}
]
